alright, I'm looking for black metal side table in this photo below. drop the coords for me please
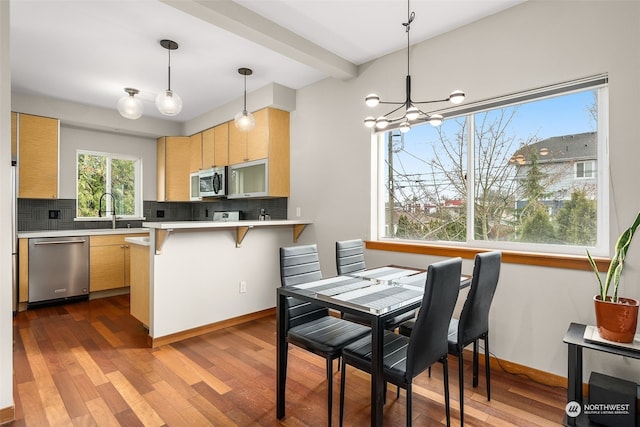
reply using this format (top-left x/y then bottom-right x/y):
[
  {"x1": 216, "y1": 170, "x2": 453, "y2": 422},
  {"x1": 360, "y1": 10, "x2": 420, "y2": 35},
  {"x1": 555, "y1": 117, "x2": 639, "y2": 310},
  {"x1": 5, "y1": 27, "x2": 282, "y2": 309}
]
[{"x1": 563, "y1": 322, "x2": 640, "y2": 426}]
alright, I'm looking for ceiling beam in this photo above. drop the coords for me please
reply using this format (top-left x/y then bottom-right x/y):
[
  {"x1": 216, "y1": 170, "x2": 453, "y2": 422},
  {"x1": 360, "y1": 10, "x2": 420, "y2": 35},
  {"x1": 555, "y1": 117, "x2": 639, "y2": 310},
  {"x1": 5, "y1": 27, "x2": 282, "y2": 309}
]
[{"x1": 160, "y1": 0, "x2": 358, "y2": 80}]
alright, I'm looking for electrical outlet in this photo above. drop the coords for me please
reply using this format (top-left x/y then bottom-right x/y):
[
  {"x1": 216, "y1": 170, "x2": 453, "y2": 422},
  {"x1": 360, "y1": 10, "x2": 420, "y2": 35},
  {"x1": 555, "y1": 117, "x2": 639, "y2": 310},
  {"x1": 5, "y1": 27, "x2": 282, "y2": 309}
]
[
  {"x1": 239, "y1": 281, "x2": 247, "y2": 293},
  {"x1": 156, "y1": 210, "x2": 165, "y2": 218},
  {"x1": 296, "y1": 207, "x2": 301, "y2": 217}
]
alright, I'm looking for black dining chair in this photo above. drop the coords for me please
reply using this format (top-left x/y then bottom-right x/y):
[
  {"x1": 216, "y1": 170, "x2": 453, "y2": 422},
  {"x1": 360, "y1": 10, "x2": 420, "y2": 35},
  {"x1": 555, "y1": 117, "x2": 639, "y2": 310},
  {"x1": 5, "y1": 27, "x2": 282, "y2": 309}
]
[
  {"x1": 280, "y1": 244, "x2": 370, "y2": 427},
  {"x1": 335, "y1": 239, "x2": 367, "y2": 275},
  {"x1": 339, "y1": 257, "x2": 462, "y2": 427},
  {"x1": 335, "y1": 239, "x2": 416, "y2": 331},
  {"x1": 398, "y1": 251, "x2": 501, "y2": 426}
]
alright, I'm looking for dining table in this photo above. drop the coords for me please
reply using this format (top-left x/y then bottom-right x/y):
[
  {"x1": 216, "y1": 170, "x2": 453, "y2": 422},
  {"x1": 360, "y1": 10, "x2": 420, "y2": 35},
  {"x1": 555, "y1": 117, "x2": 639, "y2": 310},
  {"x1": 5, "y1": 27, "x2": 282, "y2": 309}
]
[{"x1": 276, "y1": 265, "x2": 472, "y2": 427}]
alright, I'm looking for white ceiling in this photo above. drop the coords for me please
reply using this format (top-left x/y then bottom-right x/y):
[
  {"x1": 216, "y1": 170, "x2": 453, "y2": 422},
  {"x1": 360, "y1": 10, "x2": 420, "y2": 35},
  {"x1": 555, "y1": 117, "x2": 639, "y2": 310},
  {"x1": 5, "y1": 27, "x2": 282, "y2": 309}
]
[{"x1": 10, "y1": 0, "x2": 525, "y2": 122}]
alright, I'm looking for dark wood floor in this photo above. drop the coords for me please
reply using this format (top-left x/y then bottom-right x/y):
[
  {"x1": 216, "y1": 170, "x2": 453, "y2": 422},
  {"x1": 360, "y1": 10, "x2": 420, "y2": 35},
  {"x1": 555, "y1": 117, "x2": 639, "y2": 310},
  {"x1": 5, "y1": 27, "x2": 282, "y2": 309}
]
[{"x1": 11, "y1": 295, "x2": 565, "y2": 426}]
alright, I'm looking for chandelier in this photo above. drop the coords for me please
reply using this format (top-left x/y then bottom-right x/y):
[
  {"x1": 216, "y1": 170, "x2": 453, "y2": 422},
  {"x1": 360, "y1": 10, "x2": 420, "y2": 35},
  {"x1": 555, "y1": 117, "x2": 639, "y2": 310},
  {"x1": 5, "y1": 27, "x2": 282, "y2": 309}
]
[{"x1": 364, "y1": 0, "x2": 465, "y2": 133}]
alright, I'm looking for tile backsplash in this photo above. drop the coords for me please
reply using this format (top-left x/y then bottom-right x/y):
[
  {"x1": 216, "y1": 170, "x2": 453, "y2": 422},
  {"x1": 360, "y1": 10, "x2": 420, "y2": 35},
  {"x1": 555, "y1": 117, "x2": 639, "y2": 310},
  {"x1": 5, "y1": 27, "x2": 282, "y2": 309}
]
[{"x1": 18, "y1": 198, "x2": 288, "y2": 231}]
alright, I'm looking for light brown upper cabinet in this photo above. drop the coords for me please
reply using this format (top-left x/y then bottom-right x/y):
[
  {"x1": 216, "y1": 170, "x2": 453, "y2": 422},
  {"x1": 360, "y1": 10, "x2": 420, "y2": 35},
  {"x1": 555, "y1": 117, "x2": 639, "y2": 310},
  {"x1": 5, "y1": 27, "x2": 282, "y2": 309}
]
[
  {"x1": 214, "y1": 122, "x2": 229, "y2": 167},
  {"x1": 265, "y1": 108, "x2": 291, "y2": 197},
  {"x1": 16, "y1": 113, "x2": 60, "y2": 199},
  {"x1": 192, "y1": 123, "x2": 230, "y2": 172},
  {"x1": 157, "y1": 136, "x2": 191, "y2": 201},
  {"x1": 202, "y1": 122, "x2": 229, "y2": 169},
  {"x1": 227, "y1": 108, "x2": 290, "y2": 198},
  {"x1": 189, "y1": 132, "x2": 203, "y2": 173},
  {"x1": 228, "y1": 108, "x2": 271, "y2": 165}
]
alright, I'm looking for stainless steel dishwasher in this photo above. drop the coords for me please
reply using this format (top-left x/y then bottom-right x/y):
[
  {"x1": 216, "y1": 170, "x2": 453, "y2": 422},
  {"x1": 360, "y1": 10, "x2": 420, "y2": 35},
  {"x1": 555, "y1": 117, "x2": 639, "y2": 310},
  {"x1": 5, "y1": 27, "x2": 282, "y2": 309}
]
[{"x1": 28, "y1": 236, "x2": 90, "y2": 306}]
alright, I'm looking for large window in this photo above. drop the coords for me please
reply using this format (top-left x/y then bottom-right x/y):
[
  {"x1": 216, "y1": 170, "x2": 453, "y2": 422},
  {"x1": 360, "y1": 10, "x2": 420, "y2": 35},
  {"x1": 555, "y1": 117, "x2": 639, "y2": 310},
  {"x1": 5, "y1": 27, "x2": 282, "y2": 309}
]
[
  {"x1": 377, "y1": 77, "x2": 608, "y2": 255},
  {"x1": 76, "y1": 150, "x2": 142, "y2": 219}
]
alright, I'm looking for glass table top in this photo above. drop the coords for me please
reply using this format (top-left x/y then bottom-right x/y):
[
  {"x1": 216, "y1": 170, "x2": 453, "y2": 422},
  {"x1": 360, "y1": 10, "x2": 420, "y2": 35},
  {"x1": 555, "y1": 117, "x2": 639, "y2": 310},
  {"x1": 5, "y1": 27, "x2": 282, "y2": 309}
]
[{"x1": 289, "y1": 266, "x2": 425, "y2": 315}]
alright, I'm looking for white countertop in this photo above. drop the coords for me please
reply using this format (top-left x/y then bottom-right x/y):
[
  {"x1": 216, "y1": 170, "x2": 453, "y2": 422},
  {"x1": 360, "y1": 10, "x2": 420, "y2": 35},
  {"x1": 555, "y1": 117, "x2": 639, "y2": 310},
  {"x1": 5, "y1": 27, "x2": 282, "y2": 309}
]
[
  {"x1": 125, "y1": 236, "x2": 150, "y2": 246},
  {"x1": 142, "y1": 219, "x2": 311, "y2": 230},
  {"x1": 18, "y1": 228, "x2": 149, "y2": 239},
  {"x1": 18, "y1": 220, "x2": 312, "y2": 239}
]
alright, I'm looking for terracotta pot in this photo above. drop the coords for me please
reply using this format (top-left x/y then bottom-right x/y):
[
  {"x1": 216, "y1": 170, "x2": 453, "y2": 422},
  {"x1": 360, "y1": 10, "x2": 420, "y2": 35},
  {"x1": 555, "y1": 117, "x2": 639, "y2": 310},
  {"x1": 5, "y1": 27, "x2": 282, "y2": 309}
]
[{"x1": 593, "y1": 295, "x2": 639, "y2": 343}]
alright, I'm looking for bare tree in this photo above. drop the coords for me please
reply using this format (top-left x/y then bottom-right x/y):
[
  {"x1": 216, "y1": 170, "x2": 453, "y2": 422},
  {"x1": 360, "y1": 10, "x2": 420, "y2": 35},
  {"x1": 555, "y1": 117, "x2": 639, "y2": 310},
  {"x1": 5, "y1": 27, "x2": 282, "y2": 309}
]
[
  {"x1": 385, "y1": 91, "x2": 599, "y2": 245},
  {"x1": 427, "y1": 108, "x2": 527, "y2": 240}
]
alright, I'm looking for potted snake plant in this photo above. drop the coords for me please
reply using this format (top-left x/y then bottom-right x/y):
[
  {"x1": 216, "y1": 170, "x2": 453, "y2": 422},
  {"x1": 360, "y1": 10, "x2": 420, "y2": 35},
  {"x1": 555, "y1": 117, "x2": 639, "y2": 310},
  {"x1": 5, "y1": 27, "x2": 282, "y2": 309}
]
[{"x1": 587, "y1": 211, "x2": 640, "y2": 343}]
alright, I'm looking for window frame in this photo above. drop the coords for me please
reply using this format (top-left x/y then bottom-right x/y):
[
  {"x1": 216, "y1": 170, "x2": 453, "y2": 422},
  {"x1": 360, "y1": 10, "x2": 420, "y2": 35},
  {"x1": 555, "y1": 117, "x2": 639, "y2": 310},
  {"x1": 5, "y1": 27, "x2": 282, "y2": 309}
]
[
  {"x1": 575, "y1": 160, "x2": 595, "y2": 179},
  {"x1": 75, "y1": 149, "x2": 144, "y2": 220},
  {"x1": 371, "y1": 76, "x2": 610, "y2": 257}
]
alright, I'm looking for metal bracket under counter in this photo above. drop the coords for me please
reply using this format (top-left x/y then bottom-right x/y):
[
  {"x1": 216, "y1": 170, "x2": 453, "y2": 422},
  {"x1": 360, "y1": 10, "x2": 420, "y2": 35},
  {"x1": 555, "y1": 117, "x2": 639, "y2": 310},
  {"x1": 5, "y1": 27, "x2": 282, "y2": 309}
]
[
  {"x1": 152, "y1": 221, "x2": 310, "y2": 253},
  {"x1": 154, "y1": 229, "x2": 173, "y2": 254},
  {"x1": 235, "y1": 223, "x2": 308, "y2": 247}
]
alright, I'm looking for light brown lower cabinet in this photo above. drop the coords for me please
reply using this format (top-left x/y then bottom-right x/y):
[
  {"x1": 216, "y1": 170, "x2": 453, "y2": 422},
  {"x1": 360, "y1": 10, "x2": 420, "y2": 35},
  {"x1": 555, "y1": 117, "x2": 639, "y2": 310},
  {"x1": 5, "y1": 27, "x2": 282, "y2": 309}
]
[
  {"x1": 90, "y1": 234, "x2": 146, "y2": 292},
  {"x1": 129, "y1": 243, "x2": 150, "y2": 326}
]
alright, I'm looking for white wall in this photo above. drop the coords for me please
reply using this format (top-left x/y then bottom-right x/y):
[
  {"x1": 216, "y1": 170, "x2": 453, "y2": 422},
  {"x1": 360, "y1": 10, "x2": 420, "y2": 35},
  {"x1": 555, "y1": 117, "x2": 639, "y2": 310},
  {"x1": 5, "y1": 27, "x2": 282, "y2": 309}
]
[
  {"x1": 288, "y1": 0, "x2": 640, "y2": 380},
  {"x1": 149, "y1": 226, "x2": 296, "y2": 338},
  {"x1": 184, "y1": 82, "x2": 296, "y2": 136},
  {"x1": 12, "y1": 92, "x2": 181, "y2": 139},
  {"x1": 0, "y1": 0, "x2": 12, "y2": 415},
  {"x1": 16, "y1": 86, "x2": 295, "y2": 201},
  {"x1": 14, "y1": 82, "x2": 297, "y2": 202},
  {"x1": 59, "y1": 125, "x2": 157, "y2": 200}
]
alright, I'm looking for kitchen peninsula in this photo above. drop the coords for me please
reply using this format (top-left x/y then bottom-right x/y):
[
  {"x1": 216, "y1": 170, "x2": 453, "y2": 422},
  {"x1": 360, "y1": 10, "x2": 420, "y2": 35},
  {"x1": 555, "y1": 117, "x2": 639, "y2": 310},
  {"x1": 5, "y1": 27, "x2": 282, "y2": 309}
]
[{"x1": 129, "y1": 219, "x2": 311, "y2": 347}]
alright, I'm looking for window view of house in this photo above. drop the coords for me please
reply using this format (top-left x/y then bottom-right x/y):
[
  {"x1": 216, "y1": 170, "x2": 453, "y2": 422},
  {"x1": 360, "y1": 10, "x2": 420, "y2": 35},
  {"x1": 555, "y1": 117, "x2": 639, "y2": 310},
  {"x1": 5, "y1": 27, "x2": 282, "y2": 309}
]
[
  {"x1": 575, "y1": 160, "x2": 595, "y2": 179},
  {"x1": 380, "y1": 84, "x2": 606, "y2": 251},
  {"x1": 76, "y1": 151, "x2": 141, "y2": 218}
]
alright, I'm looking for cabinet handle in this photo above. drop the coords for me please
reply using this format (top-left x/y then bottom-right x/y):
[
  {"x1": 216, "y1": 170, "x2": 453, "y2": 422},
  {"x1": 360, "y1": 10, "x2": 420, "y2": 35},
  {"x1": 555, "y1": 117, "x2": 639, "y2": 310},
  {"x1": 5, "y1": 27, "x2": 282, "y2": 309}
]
[{"x1": 34, "y1": 239, "x2": 87, "y2": 245}]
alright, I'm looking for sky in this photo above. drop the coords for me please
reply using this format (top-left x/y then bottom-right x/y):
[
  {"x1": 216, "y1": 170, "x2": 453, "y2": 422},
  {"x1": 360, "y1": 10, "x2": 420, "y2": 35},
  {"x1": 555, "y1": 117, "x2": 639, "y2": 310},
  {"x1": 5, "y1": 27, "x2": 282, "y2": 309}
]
[
  {"x1": 506, "y1": 90, "x2": 596, "y2": 140},
  {"x1": 389, "y1": 88, "x2": 598, "y2": 180}
]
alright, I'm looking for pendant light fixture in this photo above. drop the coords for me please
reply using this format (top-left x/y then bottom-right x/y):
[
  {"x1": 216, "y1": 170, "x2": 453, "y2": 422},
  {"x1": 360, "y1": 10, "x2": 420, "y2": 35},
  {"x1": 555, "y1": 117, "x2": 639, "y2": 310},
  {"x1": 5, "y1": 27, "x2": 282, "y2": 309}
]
[
  {"x1": 234, "y1": 67, "x2": 255, "y2": 132},
  {"x1": 363, "y1": 0, "x2": 465, "y2": 133},
  {"x1": 155, "y1": 39, "x2": 182, "y2": 116},
  {"x1": 118, "y1": 87, "x2": 144, "y2": 120},
  {"x1": 117, "y1": 88, "x2": 143, "y2": 120}
]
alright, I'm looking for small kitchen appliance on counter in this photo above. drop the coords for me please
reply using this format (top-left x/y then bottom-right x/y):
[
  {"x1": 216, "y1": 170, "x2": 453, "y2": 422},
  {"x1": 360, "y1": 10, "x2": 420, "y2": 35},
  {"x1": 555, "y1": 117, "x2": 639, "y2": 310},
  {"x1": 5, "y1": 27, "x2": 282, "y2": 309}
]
[
  {"x1": 258, "y1": 209, "x2": 271, "y2": 221},
  {"x1": 212, "y1": 211, "x2": 240, "y2": 222}
]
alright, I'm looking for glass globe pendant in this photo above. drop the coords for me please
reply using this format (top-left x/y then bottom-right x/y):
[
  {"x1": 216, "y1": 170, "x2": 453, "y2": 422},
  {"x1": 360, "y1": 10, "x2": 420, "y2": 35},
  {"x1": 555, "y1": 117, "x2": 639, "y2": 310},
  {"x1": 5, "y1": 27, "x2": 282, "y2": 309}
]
[
  {"x1": 156, "y1": 39, "x2": 182, "y2": 116},
  {"x1": 156, "y1": 90, "x2": 182, "y2": 116},
  {"x1": 234, "y1": 109, "x2": 256, "y2": 132},
  {"x1": 117, "y1": 88, "x2": 143, "y2": 120},
  {"x1": 234, "y1": 67, "x2": 256, "y2": 132}
]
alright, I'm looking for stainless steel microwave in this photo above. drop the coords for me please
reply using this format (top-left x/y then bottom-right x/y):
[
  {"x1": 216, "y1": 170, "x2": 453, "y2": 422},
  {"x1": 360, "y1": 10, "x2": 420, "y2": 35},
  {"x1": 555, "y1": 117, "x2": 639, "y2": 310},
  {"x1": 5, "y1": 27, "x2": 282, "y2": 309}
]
[{"x1": 191, "y1": 166, "x2": 227, "y2": 200}]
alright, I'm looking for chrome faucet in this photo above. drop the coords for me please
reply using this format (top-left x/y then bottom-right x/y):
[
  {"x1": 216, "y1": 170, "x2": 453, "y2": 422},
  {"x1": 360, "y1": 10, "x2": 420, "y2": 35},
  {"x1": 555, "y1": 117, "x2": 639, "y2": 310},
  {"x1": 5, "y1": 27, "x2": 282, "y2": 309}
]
[{"x1": 98, "y1": 192, "x2": 117, "y2": 229}]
